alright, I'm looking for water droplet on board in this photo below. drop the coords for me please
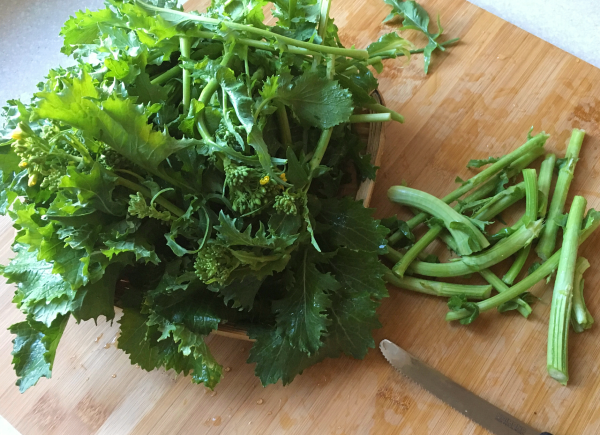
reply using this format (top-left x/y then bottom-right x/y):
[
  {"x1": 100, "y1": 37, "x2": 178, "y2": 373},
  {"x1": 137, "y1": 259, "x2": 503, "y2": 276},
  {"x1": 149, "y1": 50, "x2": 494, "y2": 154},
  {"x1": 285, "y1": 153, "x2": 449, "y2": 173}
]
[
  {"x1": 224, "y1": 367, "x2": 231, "y2": 372},
  {"x1": 94, "y1": 333, "x2": 103, "y2": 343},
  {"x1": 112, "y1": 374, "x2": 117, "y2": 378},
  {"x1": 211, "y1": 391, "x2": 217, "y2": 397},
  {"x1": 256, "y1": 398, "x2": 264, "y2": 405}
]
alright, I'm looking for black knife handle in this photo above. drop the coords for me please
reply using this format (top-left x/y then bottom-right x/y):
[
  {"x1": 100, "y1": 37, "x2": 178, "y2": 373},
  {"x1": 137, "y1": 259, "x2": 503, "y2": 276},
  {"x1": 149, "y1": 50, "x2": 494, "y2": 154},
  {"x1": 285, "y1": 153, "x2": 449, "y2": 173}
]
[{"x1": 540, "y1": 432, "x2": 553, "y2": 435}]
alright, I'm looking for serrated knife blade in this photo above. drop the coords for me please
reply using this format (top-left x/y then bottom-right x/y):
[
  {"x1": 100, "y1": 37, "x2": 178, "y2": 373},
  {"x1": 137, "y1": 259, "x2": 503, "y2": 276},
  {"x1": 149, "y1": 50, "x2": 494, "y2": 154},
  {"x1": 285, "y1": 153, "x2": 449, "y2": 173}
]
[{"x1": 380, "y1": 339, "x2": 552, "y2": 435}]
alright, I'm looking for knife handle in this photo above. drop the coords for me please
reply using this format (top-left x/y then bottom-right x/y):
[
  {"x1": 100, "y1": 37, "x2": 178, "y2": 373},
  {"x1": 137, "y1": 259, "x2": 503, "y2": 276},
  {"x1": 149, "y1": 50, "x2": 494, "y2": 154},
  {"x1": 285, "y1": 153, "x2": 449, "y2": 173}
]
[{"x1": 540, "y1": 432, "x2": 553, "y2": 435}]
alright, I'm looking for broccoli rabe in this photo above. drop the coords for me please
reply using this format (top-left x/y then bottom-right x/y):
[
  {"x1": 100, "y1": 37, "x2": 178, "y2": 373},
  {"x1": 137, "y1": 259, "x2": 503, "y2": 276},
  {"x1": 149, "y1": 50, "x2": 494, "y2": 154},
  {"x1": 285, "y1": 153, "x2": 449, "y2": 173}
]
[
  {"x1": 223, "y1": 160, "x2": 280, "y2": 214},
  {"x1": 127, "y1": 192, "x2": 173, "y2": 222},
  {"x1": 215, "y1": 123, "x2": 245, "y2": 151},
  {"x1": 273, "y1": 190, "x2": 298, "y2": 215},
  {"x1": 194, "y1": 243, "x2": 239, "y2": 285},
  {"x1": 39, "y1": 168, "x2": 65, "y2": 191},
  {"x1": 11, "y1": 123, "x2": 80, "y2": 187}
]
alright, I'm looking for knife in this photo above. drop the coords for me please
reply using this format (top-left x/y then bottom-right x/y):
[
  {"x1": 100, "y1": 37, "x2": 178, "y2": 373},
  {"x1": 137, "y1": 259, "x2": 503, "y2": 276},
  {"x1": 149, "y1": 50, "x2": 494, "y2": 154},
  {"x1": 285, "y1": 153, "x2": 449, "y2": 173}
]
[{"x1": 380, "y1": 339, "x2": 552, "y2": 435}]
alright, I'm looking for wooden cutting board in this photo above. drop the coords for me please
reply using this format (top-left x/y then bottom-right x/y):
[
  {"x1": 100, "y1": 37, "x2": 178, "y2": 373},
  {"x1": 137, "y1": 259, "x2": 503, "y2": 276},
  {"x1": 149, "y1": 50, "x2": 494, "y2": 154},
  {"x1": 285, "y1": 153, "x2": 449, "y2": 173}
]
[{"x1": 2, "y1": 0, "x2": 600, "y2": 434}]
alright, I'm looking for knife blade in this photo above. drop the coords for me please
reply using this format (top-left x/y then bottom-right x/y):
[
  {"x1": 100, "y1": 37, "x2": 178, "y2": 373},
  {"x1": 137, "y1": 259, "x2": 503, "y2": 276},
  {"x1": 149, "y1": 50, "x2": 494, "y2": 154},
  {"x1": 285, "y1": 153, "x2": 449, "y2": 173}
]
[{"x1": 380, "y1": 339, "x2": 552, "y2": 435}]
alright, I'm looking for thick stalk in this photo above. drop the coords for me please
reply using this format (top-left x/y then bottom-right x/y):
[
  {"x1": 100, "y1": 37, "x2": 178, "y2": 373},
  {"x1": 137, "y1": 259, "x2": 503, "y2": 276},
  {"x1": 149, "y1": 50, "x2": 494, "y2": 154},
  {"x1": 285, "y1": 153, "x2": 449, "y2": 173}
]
[
  {"x1": 390, "y1": 219, "x2": 543, "y2": 278},
  {"x1": 502, "y1": 244, "x2": 531, "y2": 286},
  {"x1": 446, "y1": 208, "x2": 600, "y2": 322},
  {"x1": 395, "y1": 180, "x2": 526, "y2": 277},
  {"x1": 389, "y1": 133, "x2": 547, "y2": 241},
  {"x1": 318, "y1": 0, "x2": 331, "y2": 41},
  {"x1": 363, "y1": 103, "x2": 404, "y2": 123},
  {"x1": 179, "y1": 37, "x2": 192, "y2": 113},
  {"x1": 478, "y1": 269, "x2": 532, "y2": 318},
  {"x1": 571, "y1": 257, "x2": 593, "y2": 332},
  {"x1": 196, "y1": 48, "x2": 236, "y2": 144},
  {"x1": 150, "y1": 66, "x2": 182, "y2": 85},
  {"x1": 349, "y1": 113, "x2": 391, "y2": 123},
  {"x1": 537, "y1": 129, "x2": 585, "y2": 260},
  {"x1": 137, "y1": 1, "x2": 369, "y2": 59},
  {"x1": 384, "y1": 270, "x2": 491, "y2": 300},
  {"x1": 547, "y1": 195, "x2": 587, "y2": 385},
  {"x1": 472, "y1": 182, "x2": 525, "y2": 221},
  {"x1": 388, "y1": 186, "x2": 490, "y2": 256},
  {"x1": 392, "y1": 226, "x2": 441, "y2": 277},
  {"x1": 537, "y1": 153, "x2": 556, "y2": 218},
  {"x1": 460, "y1": 148, "x2": 544, "y2": 209},
  {"x1": 308, "y1": 15, "x2": 334, "y2": 173},
  {"x1": 502, "y1": 169, "x2": 537, "y2": 284}
]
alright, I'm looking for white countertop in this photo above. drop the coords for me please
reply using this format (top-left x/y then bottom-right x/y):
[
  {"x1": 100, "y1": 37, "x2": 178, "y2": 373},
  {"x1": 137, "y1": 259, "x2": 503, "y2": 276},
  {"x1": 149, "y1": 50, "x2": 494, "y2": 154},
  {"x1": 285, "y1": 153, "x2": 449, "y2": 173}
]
[{"x1": 468, "y1": 0, "x2": 600, "y2": 69}]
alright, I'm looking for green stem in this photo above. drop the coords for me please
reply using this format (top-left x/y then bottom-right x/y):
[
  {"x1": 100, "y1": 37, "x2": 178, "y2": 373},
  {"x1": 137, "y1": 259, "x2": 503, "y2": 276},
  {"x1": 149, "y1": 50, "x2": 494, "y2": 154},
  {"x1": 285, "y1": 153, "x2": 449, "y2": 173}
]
[
  {"x1": 318, "y1": 0, "x2": 332, "y2": 41},
  {"x1": 547, "y1": 195, "x2": 587, "y2": 385},
  {"x1": 137, "y1": 1, "x2": 369, "y2": 59},
  {"x1": 473, "y1": 182, "x2": 525, "y2": 221},
  {"x1": 150, "y1": 65, "x2": 182, "y2": 86},
  {"x1": 253, "y1": 97, "x2": 275, "y2": 122},
  {"x1": 501, "y1": 169, "x2": 537, "y2": 285},
  {"x1": 478, "y1": 268, "x2": 532, "y2": 318},
  {"x1": 310, "y1": 129, "x2": 333, "y2": 172},
  {"x1": 387, "y1": 219, "x2": 543, "y2": 278},
  {"x1": 403, "y1": 38, "x2": 460, "y2": 56},
  {"x1": 537, "y1": 153, "x2": 556, "y2": 218},
  {"x1": 523, "y1": 168, "x2": 539, "y2": 223},
  {"x1": 364, "y1": 39, "x2": 459, "y2": 64},
  {"x1": 571, "y1": 257, "x2": 593, "y2": 332},
  {"x1": 390, "y1": 133, "x2": 547, "y2": 241},
  {"x1": 62, "y1": 133, "x2": 92, "y2": 164},
  {"x1": 197, "y1": 47, "x2": 236, "y2": 144},
  {"x1": 275, "y1": 103, "x2": 293, "y2": 147},
  {"x1": 446, "y1": 208, "x2": 600, "y2": 322},
  {"x1": 388, "y1": 186, "x2": 490, "y2": 255},
  {"x1": 536, "y1": 129, "x2": 585, "y2": 260},
  {"x1": 179, "y1": 37, "x2": 191, "y2": 113},
  {"x1": 115, "y1": 176, "x2": 185, "y2": 217},
  {"x1": 502, "y1": 244, "x2": 531, "y2": 286},
  {"x1": 384, "y1": 269, "x2": 491, "y2": 299},
  {"x1": 363, "y1": 103, "x2": 404, "y2": 123},
  {"x1": 460, "y1": 148, "x2": 544, "y2": 211},
  {"x1": 349, "y1": 113, "x2": 391, "y2": 123},
  {"x1": 392, "y1": 226, "x2": 441, "y2": 277},
  {"x1": 308, "y1": 55, "x2": 335, "y2": 172}
]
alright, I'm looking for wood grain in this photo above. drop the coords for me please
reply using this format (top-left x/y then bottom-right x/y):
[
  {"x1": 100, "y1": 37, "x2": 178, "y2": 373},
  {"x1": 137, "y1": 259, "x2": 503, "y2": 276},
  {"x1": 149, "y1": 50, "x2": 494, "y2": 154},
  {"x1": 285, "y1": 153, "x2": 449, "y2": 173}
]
[{"x1": 2, "y1": 0, "x2": 600, "y2": 434}]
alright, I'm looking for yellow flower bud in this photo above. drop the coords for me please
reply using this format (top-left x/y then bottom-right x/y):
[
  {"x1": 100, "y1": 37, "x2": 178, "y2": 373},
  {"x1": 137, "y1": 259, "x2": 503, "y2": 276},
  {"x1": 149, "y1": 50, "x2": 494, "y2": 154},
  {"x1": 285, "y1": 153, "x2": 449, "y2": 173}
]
[
  {"x1": 28, "y1": 173, "x2": 38, "y2": 187},
  {"x1": 11, "y1": 123, "x2": 29, "y2": 141},
  {"x1": 280, "y1": 173, "x2": 287, "y2": 182},
  {"x1": 259, "y1": 175, "x2": 270, "y2": 185},
  {"x1": 18, "y1": 161, "x2": 28, "y2": 168}
]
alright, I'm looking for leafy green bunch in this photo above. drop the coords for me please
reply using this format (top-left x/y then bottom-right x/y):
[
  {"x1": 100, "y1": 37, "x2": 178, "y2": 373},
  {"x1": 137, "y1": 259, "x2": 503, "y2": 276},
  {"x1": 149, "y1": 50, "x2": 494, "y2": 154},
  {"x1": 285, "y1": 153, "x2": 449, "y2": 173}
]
[{"x1": 0, "y1": 0, "x2": 456, "y2": 392}]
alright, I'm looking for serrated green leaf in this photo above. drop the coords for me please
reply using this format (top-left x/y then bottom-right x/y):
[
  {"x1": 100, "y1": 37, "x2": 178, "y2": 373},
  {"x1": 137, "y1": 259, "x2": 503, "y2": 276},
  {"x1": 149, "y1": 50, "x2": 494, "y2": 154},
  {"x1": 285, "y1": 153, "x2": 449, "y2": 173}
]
[
  {"x1": 69, "y1": 264, "x2": 121, "y2": 322},
  {"x1": 117, "y1": 308, "x2": 162, "y2": 371},
  {"x1": 35, "y1": 72, "x2": 193, "y2": 177},
  {"x1": 276, "y1": 71, "x2": 354, "y2": 129},
  {"x1": 60, "y1": 7, "x2": 121, "y2": 54},
  {"x1": 59, "y1": 163, "x2": 125, "y2": 216},
  {"x1": 316, "y1": 197, "x2": 388, "y2": 253},
  {"x1": 212, "y1": 277, "x2": 262, "y2": 311},
  {"x1": 3, "y1": 245, "x2": 75, "y2": 308},
  {"x1": 273, "y1": 249, "x2": 338, "y2": 354},
  {"x1": 9, "y1": 314, "x2": 69, "y2": 393},
  {"x1": 247, "y1": 327, "x2": 324, "y2": 386},
  {"x1": 216, "y1": 211, "x2": 298, "y2": 250},
  {"x1": 102, "y1": 237, "x2": 160, "y2": 265}
]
